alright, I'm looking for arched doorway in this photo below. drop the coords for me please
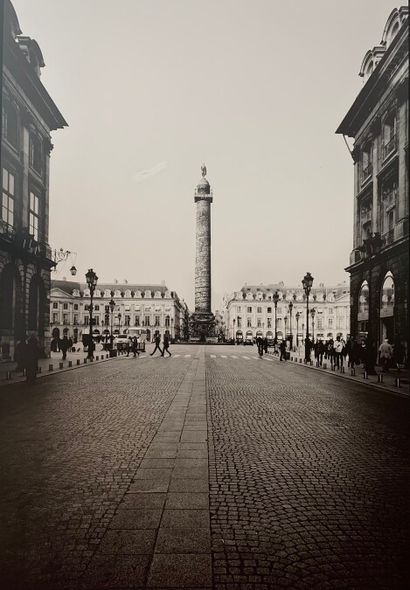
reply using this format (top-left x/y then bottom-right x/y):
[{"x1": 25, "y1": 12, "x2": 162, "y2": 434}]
[
  {"x1": 357, "y1": 281, "x2": 369, "y2": 338},
  {"x1": 380, "y1": 273, "x2": 395, "y2": 343}
]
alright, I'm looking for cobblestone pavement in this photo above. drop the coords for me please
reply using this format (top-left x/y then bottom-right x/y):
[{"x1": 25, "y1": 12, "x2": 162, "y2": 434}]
[
  {"x1": 0, "y1": 344, "x2": 409, "y2": 589},
  {"x1": 206, "y1": 346, "x2": 410, "y2": 590}
]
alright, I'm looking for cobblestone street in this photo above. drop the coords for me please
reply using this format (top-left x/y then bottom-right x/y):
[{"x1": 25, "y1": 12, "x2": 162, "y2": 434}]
[{"x1": 0, "y1": 345, "x2": 409, "y2": 589}]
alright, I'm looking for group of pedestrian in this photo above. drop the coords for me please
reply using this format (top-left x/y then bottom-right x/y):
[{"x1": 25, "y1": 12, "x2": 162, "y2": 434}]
[
  {"x1": 14, "y1": 334, "x2": 42, "y2": 385},
  {"x1": 256, "y1": 336, "x2": 268, "y2": 357},
  {"x1": 150, "y1": 332, "x2": 172, "y2": 357},
  {"x1": 126, "y1": 336, "x2": 141, "y2": 358}
]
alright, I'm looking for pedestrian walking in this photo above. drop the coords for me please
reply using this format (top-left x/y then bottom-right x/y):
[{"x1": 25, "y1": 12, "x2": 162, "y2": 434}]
[
  {"x1": 150, "y1": 332, "x2": 163, "y2": 356},
  {"x1": 317, "y1": 340, "x2": 324, "y2": 366},
  {"x1": 59, "y1": 335, "x2": 71, "y2": 361},
  {"x1": 263, "y1": 337, "x2": 268, "y2": 354},
  {"x1": 279, "y1": 339, "x2": 287, "y2": 361},
  {"x1": 131, "y1": 336, "x2": 140, "y2": 358},
  {"x1": 161, "y1": 334, "x2": 172, "y2": 357},
  {"x1": 393, "y1": 335, "x2": 405, "y2": 372},
  {"x1": 256, "y1": 336, "x2": 264, "y2": 357},
  {"x1": 334, "y1": 336, "x2": 344, "y2": 369},
  {"x1": 378, "y1": 338, "x2": 393, "y2": 372},
  {"x1": 24, "y1": 334, "x2": 41, "y2": 385}
]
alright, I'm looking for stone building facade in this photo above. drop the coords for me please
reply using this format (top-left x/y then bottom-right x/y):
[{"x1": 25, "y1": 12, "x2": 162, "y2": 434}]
[
  {"x1": 0, "y1": 0, "x2": 67, "y2": 359},
  {"x1": 224, "y1": 282, "x2": 350, "y2": 344},
  {"x1": 336, "y1": 7, "x2": 408, "y2": 360},
  {"x1": 50, "y1": 280, "x2": 189, "y2": 343}
]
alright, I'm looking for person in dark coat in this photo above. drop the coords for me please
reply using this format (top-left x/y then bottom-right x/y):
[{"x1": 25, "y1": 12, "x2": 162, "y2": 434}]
[
  {"x1": 14, "y1": 339, "x2": 26, "y2": 373},
  {"x1": 263, "y1": 337, "x2": 268, "y2": 354},
  {"x1": 161, "y1": 334, "x2": 171, "y2": 357},
  {"x1": 59, "y1": 335, "x2": 71, "y2": 360},
  {"x1": 280, "y1": 339, "x2": 287, "y2": 361},
  {"x1": 150, "y1": 332, "x2": 163, "y2": 356},
  {"x1": 256, "y1": 336, "x2": 264, "y2": 357},
  {"x1": 24, "y1": 334, "x2": 41, "y2": 384}
]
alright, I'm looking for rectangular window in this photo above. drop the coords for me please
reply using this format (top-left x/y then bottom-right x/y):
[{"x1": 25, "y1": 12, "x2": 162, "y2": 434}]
[
  {"x1": 247, "y1": 306, "x2": 252, "y2": 313},
  {"x1": 29, "y1": 191, "x2": 40, "y2": 240},
  {"x1": 135, "y1": 316, "x2": 140, "y2": 326},
  {"x1": 94, "y1": 305, "x2": 100, "y2": 311},
  {"x1": 53, "y1": 302, "x2": 58, "y2": 309},
  {"x1": 155, "y1": 315, "x2": 160, "y2": 326},
  {"x1": 257, "y1": 306, "x2": 262, "y2": 314},
  {"x1": 63, "y1": 303, "x2": 68, "y2": 310},
  {"x1": 257, "y1": 318, "x2": 262, "y2": 328},
  {"x1": 145, "y1": 316, "x2": 150, "y2": 327},
  {"x1": 73, "y1": 315, "x2": 78, "y2": 325},
  {"x1": 63, "y1": 313, "x2": 68, "y2": 325},
  {"x1": 267, "y1": 307, "x2": 272, "y2": 314},
  {"x1": 2, "y1": 169, "x2": 15, "y2": 228},
  {"x1": 267, "y1": 318, "x2": 272, "y2": 328},
  {"x1": 125, "y1": 315, "x2": 130, "y2": 326},
  {"x1": 29, "y1": 134, "x2": 42, "y2": 173},
  {"x1": 3, "y1": 103, "x2": 18, "y2": 147},
  {"x1": 84, "y1": 304, "x2": 89, "y2": 311},
  {"x1": 52, "y1": 313, "x2": 58, "y2": 323},
  {"x1": 237, "y1": 306, "x2": 241, "y2": 313},
  {"x1": 74, "y1": 304, "x2": 79, "y2": 310},
  {"x1": 84, "y1": 316, "x2": 89, "y2": 325},
  {"x1": 247, "y1": 318, "x2": 252, "y2": 328}
]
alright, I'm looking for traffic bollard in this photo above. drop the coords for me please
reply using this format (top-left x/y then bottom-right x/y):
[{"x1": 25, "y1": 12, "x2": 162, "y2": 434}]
[
  {"x1": 331, "y1": 365, "x2": 335, "y2": 371},
  {"x1": 84, "y1": 358, "x2": 87, "y2": 364},
  {"x1": 341, "y1": 366, "x2": 345, "y2": 373},
  {"x1": 350, "y1": 368, "x2": 355, "y2": 376},
  {"x1": 6, "y1": 371, "x2": 12, "y2": 380},
  {"x1": 363, "y1": 371, "x2": 368, "y2": 380},
  {"x1": 77, "y1": 359, "x2": 80, "y2": 365},
  {"x1": 323, "y1": 362, "x2": 327, "y2": 369},
  {"x1": 395, "y1": 378, "x2": 401, "y2": 388},
  {"x1": 377, "y1": 374, "x2": 383, "y2": 383},
  {"x1": 59, "y1": 362, "x2": 64, "y2": 370},
  {"x1": 68, "y1": 361, "x2": 72, "y2": 368},
  {"x1": 49, "y1": 364, "x2": 53, "y2": 371}
]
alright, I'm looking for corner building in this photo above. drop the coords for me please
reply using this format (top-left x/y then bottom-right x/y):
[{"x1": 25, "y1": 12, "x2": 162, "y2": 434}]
[
  {"x1": 50, "y1": 280, "x2": 189, "y2": 344},
  {"x1": 336, "y1": 7, "x2": 408, "y2": 361},
  {"x1": 0, "y1": 0, "x2": 67, "y2": 359}
]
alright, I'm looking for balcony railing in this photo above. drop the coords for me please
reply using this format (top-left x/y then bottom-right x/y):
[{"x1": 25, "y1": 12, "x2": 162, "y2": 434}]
[{"x1": 382, "y1": 135, "x2": 397, "y2": 160}]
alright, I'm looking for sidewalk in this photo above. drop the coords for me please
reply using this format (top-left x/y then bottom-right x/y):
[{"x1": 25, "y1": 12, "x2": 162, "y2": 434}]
[
  {"x1": 0, "y1": 344, "x2": 122, "y2": 387},
  {"x1": 268, "y1": 347, "x2": 409, "y2": 397}
]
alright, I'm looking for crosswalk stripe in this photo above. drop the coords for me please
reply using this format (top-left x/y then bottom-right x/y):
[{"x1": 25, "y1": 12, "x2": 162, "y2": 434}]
[
  {"x1": 230, "y1": 355, "x2": 238, "y2": 359},
  {"x1": 220, "y1": 355, "x2": 227, "y2": 358},
  {"x1": 184, "y1": 354, "x2": 191, "y2": 358},
  {"x1": 210, "y1": 354, "x2": 216, "y2": 358}
]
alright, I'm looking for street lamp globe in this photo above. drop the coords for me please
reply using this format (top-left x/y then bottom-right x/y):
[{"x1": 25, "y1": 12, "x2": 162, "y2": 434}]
[
  {"x1": 85, "y1": 268, "x2": 98, "y2": 289},
  {"x1": 109, "y1": 298, "x2": 115, "y2": 313},
  {"x1": 70, "y1": 265, "x2": 77, "y2": 276},
  {"x1": 288, "y1": 301, "x2": 293, "y2": 313},
  {"x1": 302, "y1": 271, "x2": 314, "y2": 296}
]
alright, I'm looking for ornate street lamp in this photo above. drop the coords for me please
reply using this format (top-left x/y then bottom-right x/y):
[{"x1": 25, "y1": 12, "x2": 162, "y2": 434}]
[
  {"x1": 272, "y1": 290, "x2": 280, "y2": 343},
  {"x1": 311, "y1": 307, "x2": 316, "y2": 342},
  {"x1": 284, "y1": 315, "x2": 288, "y2": 338},
  {"x1": 109, "y1": 298, "x2": 115, "y2": 349},
  {"x1": 85, "y1": 268, "x2": 98, "y2": 359},
  {"x1": 295, "y1": 311, "x2": 301, "y2": 349},
  {"x1": 302, "y1": 271, "x2": 314, "y2": 361},
  {"x1": 118, "y1": 313, "x2": 122, "y2": 333},
  {"x1": 288, "y1": 301, "x2": 294, "y2": 350}
]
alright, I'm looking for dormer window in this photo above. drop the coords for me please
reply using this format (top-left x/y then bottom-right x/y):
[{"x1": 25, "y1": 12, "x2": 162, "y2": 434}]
[
  {"x1": 29, "y1": 133, "x2": 42, "y2": 174},
  {"x1": 382, "y1": 110, "x2": 397, "y2": 159}
]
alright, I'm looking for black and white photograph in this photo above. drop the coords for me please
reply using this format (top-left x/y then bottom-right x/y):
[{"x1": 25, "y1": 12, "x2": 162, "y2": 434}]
[{"x1": 0, "y1": 0, "x2": 409, "y2": 588}]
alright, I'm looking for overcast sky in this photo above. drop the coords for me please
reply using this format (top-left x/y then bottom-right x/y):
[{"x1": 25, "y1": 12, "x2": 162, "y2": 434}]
[{"x1": 13, "y1": 0, "x2": 402, "y2": 309}]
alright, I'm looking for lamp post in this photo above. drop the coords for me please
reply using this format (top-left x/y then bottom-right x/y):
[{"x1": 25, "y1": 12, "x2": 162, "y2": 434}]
[
  {"x1": 109, "y1": 298, "x2": 115, "y2": 349},
  {"x1": 118, "y1": 313, "x2": 122, "y2": 334},
  {"x1": 284, "y1": 315, "x2": 288, "y2": 339},
  {"x1": 311, "y1": 308, "x2": 316, "y2": 342},
  {"x1": 233, "y1": 318, "x2": 236, "y2": 343},
  {"x1": 288, "y1": 301, "x2": 293, "y2": 350},
  {"x1": 302, "y1": 272, "x2": 314, "y2": 361},
  {"x1": 85, "y1": 269, "x2": 98, "y2": 359},
  {"x1": 295, "y1": 311, "x2": 301, "y2": 350},
  {"x1": 273, "y1": 290, "x2": 279, "y2": 344}
]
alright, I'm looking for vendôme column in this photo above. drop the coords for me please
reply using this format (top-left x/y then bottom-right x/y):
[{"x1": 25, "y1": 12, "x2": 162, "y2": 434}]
[{"x1": 192, "y1": 164, "x2": 215, "y2": 340}]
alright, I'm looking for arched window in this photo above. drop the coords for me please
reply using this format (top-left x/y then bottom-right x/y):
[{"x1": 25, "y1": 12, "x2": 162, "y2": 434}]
[
  {"x1": 380, "y1": 273, "x2": 395, "y2": 342},
  {"x1": 357, "y1": 281, "x2": 369, "y2": 335}
]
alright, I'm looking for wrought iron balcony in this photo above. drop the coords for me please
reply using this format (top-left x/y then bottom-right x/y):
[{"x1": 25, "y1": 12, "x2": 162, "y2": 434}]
[{"x1": 382, "y1": 135, "x2": 397, "y2": 160}]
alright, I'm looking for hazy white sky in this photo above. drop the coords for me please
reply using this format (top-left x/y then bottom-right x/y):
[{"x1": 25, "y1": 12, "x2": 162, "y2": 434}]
[{"x1": 13, "y1": 0, "x2": 402, "y2": 309}]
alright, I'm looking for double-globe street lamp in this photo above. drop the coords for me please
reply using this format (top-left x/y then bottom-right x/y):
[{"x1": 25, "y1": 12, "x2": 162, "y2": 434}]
[
  {"x1": 295, "y1": 311, "x2": 301, "y2": 349},
  {"x1": 85, "y1": 268, "x2": 98, "y2": 359},
  {"x1": 302, "y1": 271, "x2": 314, "y2": 361},
  {"x1": 109, "y1": 298, "x2": 115, "y2": 349},
  {"x1": 288, "y1": 301, "x2": 294, "y2": 350},
  {"x1": 272, "y1": 290, "x2": 280, "y2": 344}
]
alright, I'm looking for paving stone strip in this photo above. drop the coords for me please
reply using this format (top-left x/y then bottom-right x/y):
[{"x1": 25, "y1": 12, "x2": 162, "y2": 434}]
[{"x1": 81, "y1": 347, "x2": 212, "y2": 589}]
